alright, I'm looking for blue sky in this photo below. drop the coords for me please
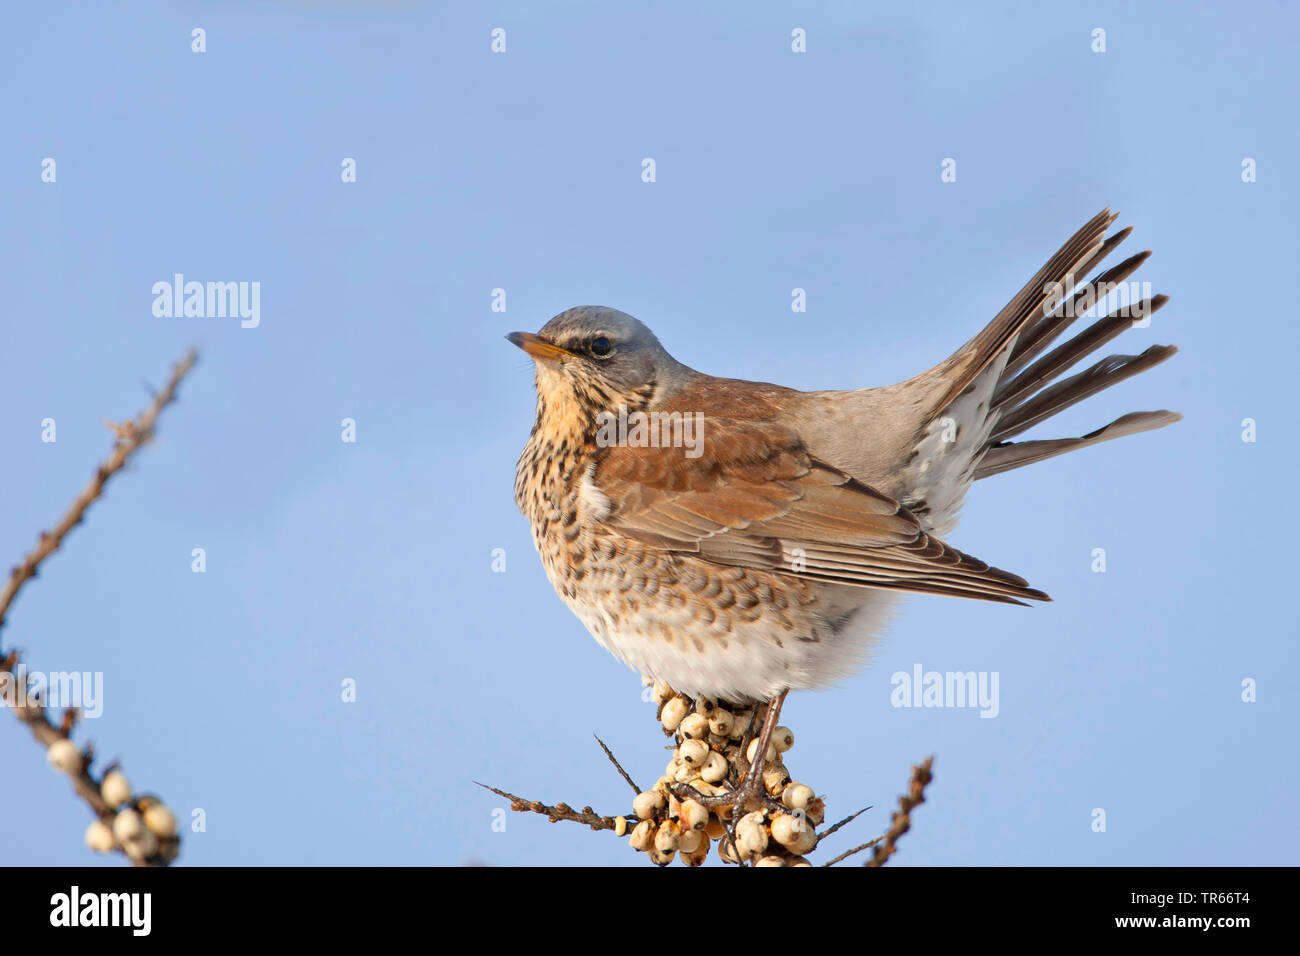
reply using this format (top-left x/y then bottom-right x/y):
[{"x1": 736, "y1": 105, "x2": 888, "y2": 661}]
[{"x1": 1, "y1": 0, "x2": 1296, "y2": 866}]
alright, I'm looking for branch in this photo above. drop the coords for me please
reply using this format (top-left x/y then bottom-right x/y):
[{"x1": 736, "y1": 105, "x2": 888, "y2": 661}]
[
  {"x1": 0, "y1": 348, "x2": 199, "y2": 634},
  {"x1": 594, "y1": 734, "x2": 641, "y2": 795},
  {"x1": 475, "y1": 782, "x2": 623, "y2": 832},
  {"x1": 1, "y1": 349, "x2": 198, "y2": 865},
  {"x1": 818, "y1": 803, "x2": 873, "y2": 843},
  {"x1": 864, "y1": 756, "x2": 934, "y2": 867},
  {"x1": 5, "y1": 659, "x2": 112, "y2": 818},
  {"x1": 821, "y1": 834, "x2": 884, "y2": 867}
]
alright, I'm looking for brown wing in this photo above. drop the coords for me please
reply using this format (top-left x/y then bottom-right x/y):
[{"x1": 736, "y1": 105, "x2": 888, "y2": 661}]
[{"x1": 592, "y1": 417, "x2": 1049, "y2": 605}]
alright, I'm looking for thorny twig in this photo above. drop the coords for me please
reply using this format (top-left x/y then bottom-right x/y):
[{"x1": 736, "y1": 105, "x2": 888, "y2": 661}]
[
  {"x1": 477, "y1": 735, "x2": 645, "y2": 837},
  {"x1": 821, "y1": 835, "x2": 885, "y2": 867},
  {"x1": 864, "y1": 756, "x2": 933, "y2": 867},
  {"x1": 3, "y1": 656, "x2": 114, "y2": 821},
  {"x1": 2, "y1": 350, "x2": 199, "y2": 865},
  {"x1": 475, "y1": 782, "x2": 623, "y2": 832},
  {"x1": 594, "y1": 735, "x2": 641, "y2": 795},
  {"x1": 0, "y1": 349, "x2": 199, "y2": 634},
  {"x1": 818, "y1": 803, "x2": 873, "y2": 843}
]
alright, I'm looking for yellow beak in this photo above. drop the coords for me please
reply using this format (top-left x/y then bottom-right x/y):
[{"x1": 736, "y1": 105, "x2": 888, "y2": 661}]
[{"x1": 506, "y1": 331, "x2": 573, "y2": 363}]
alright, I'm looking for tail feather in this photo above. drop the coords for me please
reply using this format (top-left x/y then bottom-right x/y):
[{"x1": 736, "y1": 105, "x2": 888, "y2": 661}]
[
  {"x1": 927, "y1": 208, "x2": 1118, "y2": 413},
  {"x1": 1001, "y1": 246, "x2": 1151, "y2": 381},
  {"x1": 975, "y1": 410, "x2": 1182, "y2": 479},
  {"x1": 993, "y1": 293, "x2": 1168, "y2": 410},
  {"x1": 920, "y1": 210, "x2": 1181, "y2": 486},
  {"x1": 990, "y1": 344, "x2": 1178, "y2": 442}
]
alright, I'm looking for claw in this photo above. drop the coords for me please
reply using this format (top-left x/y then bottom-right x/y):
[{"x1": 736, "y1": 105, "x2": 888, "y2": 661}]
[{"x1": 672, "y1": 688, "x2": 790, "y2": 818}]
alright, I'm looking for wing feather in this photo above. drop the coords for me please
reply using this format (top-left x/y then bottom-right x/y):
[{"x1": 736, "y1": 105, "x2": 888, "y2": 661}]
[{"x1": 593, "y1": 418, "x2": 1048, "y2": 604}]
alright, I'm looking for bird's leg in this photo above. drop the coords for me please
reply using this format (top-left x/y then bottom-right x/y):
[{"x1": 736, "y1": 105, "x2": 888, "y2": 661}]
[{"x1": 675, "y1": 688, "x2": 788, "y2": 817}]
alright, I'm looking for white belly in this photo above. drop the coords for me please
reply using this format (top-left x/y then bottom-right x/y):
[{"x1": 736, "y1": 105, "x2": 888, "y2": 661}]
[{"x1": 565, "y1": 583, "x2": 903, "y2": 702}]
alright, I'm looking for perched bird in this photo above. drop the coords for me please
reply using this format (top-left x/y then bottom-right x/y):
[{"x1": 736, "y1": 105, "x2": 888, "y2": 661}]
[{"x1": 509, "y1": 209, "x2": 1178, "y2": 810}]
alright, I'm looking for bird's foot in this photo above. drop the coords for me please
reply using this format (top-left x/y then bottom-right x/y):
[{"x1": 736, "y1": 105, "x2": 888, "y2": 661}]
[
  {"x1": 673, "y1": 768, "x2": 783, "y2": 817},
  {"x1": 674, "y1": 687, "x2": 790, "y2": 818}
]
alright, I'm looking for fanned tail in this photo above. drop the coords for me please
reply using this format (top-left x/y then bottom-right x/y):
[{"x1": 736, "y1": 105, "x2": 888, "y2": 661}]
[{"x1": 928, "y1": 210, "x2": 1181, "y2": 483}]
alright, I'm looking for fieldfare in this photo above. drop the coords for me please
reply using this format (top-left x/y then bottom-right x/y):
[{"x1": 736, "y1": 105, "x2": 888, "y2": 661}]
[{"x1": 509, "y1": 209, "x2": 1178, "y2": 811}]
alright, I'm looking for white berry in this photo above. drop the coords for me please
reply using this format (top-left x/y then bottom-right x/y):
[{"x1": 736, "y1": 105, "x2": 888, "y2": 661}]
[
  {"x1": 46, "y1": 739, "x2": 81, "y2": 775},
  {"x1": 84, "y1": 821, "x2": 115, "y2": 854},
  {"x1": 100, "y1": 770, "x2": 132, "y2": 807}
]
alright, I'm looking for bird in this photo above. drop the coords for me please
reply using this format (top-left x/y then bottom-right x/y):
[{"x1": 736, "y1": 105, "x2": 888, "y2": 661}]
[{"x1": 508, "y1": 208, "x2": 1179, "y2": 811}]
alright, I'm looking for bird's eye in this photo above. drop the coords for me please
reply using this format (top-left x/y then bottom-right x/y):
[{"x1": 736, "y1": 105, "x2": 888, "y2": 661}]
[{"x1": 589, "y1": 336, "x2": 614, "y2": 358}]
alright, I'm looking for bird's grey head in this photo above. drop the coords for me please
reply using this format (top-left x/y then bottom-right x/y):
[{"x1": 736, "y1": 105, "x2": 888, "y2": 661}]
[{"x1": 507, "y1": 306, "x2": 693, "y2": 415}]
